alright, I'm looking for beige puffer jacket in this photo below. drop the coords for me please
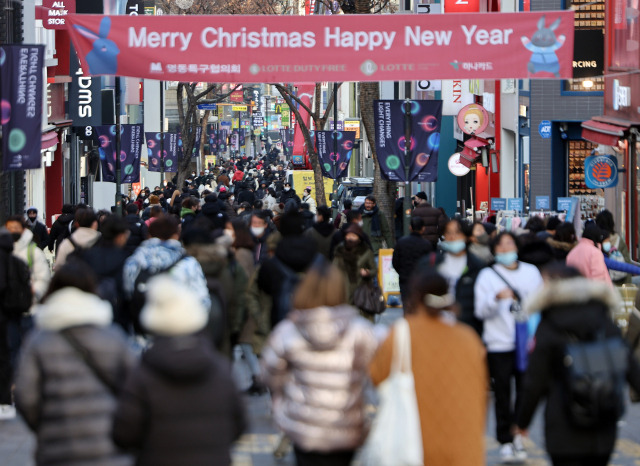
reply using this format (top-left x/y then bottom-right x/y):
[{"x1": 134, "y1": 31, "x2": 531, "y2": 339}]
[{"x1": 261, "y1": 305, "x2": 378, "y2": 453}]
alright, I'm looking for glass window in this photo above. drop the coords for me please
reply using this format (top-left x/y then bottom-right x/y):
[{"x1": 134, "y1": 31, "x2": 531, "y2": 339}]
[{"x1": 610, "y1": 0, "x2": 640, "y2": 70}]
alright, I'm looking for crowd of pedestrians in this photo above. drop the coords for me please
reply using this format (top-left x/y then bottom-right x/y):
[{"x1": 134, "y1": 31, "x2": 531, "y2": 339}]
[{"x1": 1, "y1": 153, "x2": 640, "y2": 466}]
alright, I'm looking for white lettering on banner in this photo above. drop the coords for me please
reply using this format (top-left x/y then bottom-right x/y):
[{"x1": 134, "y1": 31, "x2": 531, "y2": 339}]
[
  {"x1": 201, "y1": 27, "x2": 315, "y2": 49},
  {"x1": 405, "y1": 27, "x2": 452, "y2": 46},
  {"x1": 129, "y1": 27, "x2": 192, "y2": 51},
  {"x1": 461, "y1": 25, "x2": 513, "y2": 45},
  {"x1": 324, "y1": 28, "x2": 396, "y2": 51}
]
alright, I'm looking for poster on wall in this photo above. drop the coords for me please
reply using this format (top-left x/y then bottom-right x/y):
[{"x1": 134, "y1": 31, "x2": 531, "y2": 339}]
[
  {"x1": 95, "y1": 124, "x2": 143, "y2": 182},
  {"x1": 373, "y1": 99, "x2": 443, "y2": 182},
  {"x1": 0, "y1": 45, "x2": 45, "y2": 171}
]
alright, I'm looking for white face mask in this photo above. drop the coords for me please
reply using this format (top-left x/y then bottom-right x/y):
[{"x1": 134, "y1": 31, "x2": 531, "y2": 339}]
[
  {"x1": 251, "y1": 226, "x2": 265, "y2": 237},
  {"x1": 230, "y1": 196, "x2": 235, "y2": 202},
  {"x1": 223, "y1": 229, "x2": 236, "y2": 242},
  {"x1": 284, "y1": 187, "x2": 290, "y2": 192},
  {"x1": 357, "y1": 220, "x2": 364, "y2": 227}
]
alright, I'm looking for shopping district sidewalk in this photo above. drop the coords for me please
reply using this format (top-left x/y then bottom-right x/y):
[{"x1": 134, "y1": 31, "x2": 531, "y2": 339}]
[{"x1": 2, "y1": 307, "x2": 640, "y2": 466}]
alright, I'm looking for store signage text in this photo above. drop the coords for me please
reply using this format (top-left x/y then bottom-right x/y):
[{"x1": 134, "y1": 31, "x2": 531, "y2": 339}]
[
  {"x1": 41, "y1": 0, "x2": 76, "y2": 30},
  {"x1": 613, "y1": 79, "x2": 631, "y2": 110}
]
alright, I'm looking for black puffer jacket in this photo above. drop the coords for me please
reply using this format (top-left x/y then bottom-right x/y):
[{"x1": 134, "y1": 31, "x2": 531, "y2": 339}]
[
  {"x1": 392, "y1": 232, "x2": 433, "y2": 288},
  {"x1": 48, "y1": 212, "x2": 74, "y2": 253},
  {"x1": 124, "y1": 214, "x2": 149, "y2": 256},
  {"x1": 411, "y1": 202, "x2": 448, "y2": 245},
  {"x1": 517, "y1": 278, "x2": 640, "y2": 457},
  {"x1": 113, "y1": 335, "x2": 246, "y2": 466}
]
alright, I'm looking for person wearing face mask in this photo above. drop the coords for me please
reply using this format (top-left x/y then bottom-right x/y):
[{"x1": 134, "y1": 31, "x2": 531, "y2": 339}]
[
  {"x1": 304, "y1": 205, "x2": 336, "y2": 259},
  {"x1": 566, "y1": 223, "x2": 613, "y2": 287},
  {"x1": 332, "y1": 224, "x2": 376, "y2": 318},
  {"x1": 280, "y1": 182, "x2": 301, "y2": 211},
  {"x1": 468, "y1": 222, "x2": 494, "y2": 265},
  {"x1": 417, "y1": 219, "x2": 485, "y2": 335},
  {"x1": 301, "y1": 187, "x2": 317, "y2": 215},
  {"x1": 474, "y1": 232, "x2": 543, "y2": 464},
  {"x1": 25, "y1": 207, "x2": 49, "y2": 250},
  {"x1": 329, "y1": 210, "x2": 372, "y2": 260},
  {"x1": 250, "y1": 210, "x2": 278, "y2": 265}
]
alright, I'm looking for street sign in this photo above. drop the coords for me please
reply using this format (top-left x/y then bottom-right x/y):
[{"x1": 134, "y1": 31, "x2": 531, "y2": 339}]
[
  {"x1": 491, "y1": 198, "x2": 507, "y2": 211},
  {"x1": 197, "y1": 103, "x2": 217, "y2": 110},
  {"x1": 252, "y1": 112, "x2": 264, "y2": 127},
  {"x1": 232, "y1": 105, "x2": 247, "y2": 112}
]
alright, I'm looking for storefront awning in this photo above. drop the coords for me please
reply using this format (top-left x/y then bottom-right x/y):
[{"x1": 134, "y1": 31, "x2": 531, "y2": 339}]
[
  {"x1": 581, "y1": 120, "x2": 627, "y2": 146},
  {"x1": 41, "y1": 131, "x2": 59, "y2": 151}
]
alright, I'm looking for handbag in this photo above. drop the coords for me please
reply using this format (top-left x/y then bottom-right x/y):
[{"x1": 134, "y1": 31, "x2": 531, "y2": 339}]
[
  {"x1": 360, "y1": 318, "x2": 423, "y2": 466},
  {"x1": 492, "y1": 266, "x2": 529, "y2": 372},
  {"x1": 353, "y1": 281, "x2": 386, "y2": 315}
]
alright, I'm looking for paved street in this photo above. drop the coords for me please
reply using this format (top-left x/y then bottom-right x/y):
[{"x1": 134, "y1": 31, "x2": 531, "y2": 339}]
[{"x1": 2, "y1": 306, "x2": 640, "y2": 465}]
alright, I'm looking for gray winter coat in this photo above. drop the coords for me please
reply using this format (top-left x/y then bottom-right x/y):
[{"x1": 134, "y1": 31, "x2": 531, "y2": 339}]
[{"x1": 14, "y1": 287, "x2": 135, "y2": 466}]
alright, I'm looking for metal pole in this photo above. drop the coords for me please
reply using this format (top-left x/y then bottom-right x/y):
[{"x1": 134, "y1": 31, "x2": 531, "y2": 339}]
[
  {"x1": 160, "y1": 80, "x2": 165, "y2": 184},
  {"x1": 115, "y1": 78, "x2": 122, "y2": 216},
  {"x1": 403, "y1": 99, "x2": 412, "y2": 237},
  {"x1": 332, "y1": 82, "x2": 339, "y2": 217}
]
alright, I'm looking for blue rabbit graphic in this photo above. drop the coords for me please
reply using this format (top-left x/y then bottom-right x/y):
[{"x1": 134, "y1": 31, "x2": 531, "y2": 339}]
[
  {"x1": 521, "y1": 16, "x2": 565, "y2": 77},
  {"x1": 74, "y1": 17, "x2": 119, "y2": 75}
]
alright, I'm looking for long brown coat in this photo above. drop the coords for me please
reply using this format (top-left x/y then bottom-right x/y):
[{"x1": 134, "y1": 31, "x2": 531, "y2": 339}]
[{"x1": 370, "y1": 313, "x2": 488, "y2": 466}]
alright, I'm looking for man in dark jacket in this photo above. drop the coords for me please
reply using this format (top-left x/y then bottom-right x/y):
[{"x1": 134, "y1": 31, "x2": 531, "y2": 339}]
[
  {"x1": 25, "y1": 207, "x2": 49, "y2": 250},
  {"x1": 48, "y1": 204, "x2": 75, "y2": 255},
  {"x1": 358, "y1": 195, "x2": 394, "y2": 254},
  {"x1": 392, "y1": 217, "x2": 433, "y2": 307},
  {"x1": 0, "y1": 231, "x2": 14, "y2": 418},
  {"x1": 250, "y1": 210, "x2": 278, "y2": 264},
  {"x1": 124, "y1": 203, "x2": 149, "y2": 256},
  {"x1": 411, "y1": 191, "x2": 448, "y2": 245},
  {"x1": 280, "y1": 182, "x2": 301, "y2": 211}
]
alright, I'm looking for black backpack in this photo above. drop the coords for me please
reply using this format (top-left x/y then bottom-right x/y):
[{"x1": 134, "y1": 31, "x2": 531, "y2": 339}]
[
  {"x1": 2, "y1": 254, "x2": 33, "y2": 320},
  {"x1": 562, "y1": 331, "x2": 628, "y2": 428},
  {"x1": 129, "y1": 254, "x2": 186, "y2": 335}
]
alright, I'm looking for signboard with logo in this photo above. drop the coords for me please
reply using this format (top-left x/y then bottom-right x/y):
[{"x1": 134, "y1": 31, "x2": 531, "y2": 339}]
[
  {"x1": 65, "y1": 12, "x2": 575, "y2": 83},
  {"x1": 585, "y1": 154, "x2": 618, "y2": 189},
  {"x1": 557, "y1": 197, "x2": 573, "y2": 212},
  {"x1": 573, "y1": 29, "x2": 604, "y2": 79},
  {"x1": 507, "y1": 197, "x2": 524, "y2": 211},
  {"x1": 40, "y1": 0, "x2": 76, "y2": 30},
  {"x1": 535, "y1": 195, "x2": 550, "y2": 210},
  {"x1": 344, "y1": 119, "x2": 361, "y2": 139},
  {"x1": 448, "y1": 153, "x2": 470, "y2": 176},
  {"x1": 69, "y1": 45, "x2": 102, "y2": 127},
  {"x1": 197, "y1": 103, "x2": 216, "y2": 110},
  {"x1": 230, "y1": 84, "x2": 243, "y2": 102},
  {"x1": 232, "y1": 105, "x2": 247, "y2": 112},
  {"x1": 444, "y1": 0, "x2": 480, "y2": 13},
  {"x1": 538, "y1": 120, "x2": 551, "y2": 139},
  {"x1": 491, "y1": 198, "x2": 507, "y2": 211},
  {"x1": 605, "y1": 74, "x2": 640, "y2": 124},
  {"x1": 252, "y1": 112, "x2": 264, "y2": 127}
]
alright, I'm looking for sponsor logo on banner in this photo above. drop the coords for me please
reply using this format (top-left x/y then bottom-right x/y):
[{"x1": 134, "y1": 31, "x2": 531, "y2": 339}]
[
  {"x1": 64, "y1": 12, "x2": 575, "y2": 82},
  {"x1": 316, "y1": 130, "x2": 355, "y2": 179},
  {"x1": 585, "y1": 155, "x2": 618, "y2": 189},
  {"x1": 95, "y1": 125, "x2": 143, "y2": 182},
  {"x1": 373, "y1": 100, "x2": 443, "y2": 182},
  {"x1": 0, "y1": 45, "x2": 45, "y2": 171}
]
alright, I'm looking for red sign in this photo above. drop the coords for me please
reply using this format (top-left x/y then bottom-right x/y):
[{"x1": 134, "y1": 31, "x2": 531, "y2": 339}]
[
  {"x1": 444, "y1": 0, "x2": 479, "y2": 13},
  {"x1": 230, "y1": 84, "x2": 244, "y2": 103},
  {"x1": 65, "y1": 12, "x2": 574, "y2": 83},
  {"x1": 40, "y1": 0, "x2": 76, "y2": 30},
  {"x1": 293, "y1": 84, "x2": 315, "y2": 158}
]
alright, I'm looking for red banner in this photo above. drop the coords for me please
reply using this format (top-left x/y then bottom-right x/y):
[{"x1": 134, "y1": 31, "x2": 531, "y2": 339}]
[
  {"x1": 65, "y1": 12, "x2": 574, "y2": 82},
  {"x1": 292, "y1": 84, "x2": 315, "y2": 159}
]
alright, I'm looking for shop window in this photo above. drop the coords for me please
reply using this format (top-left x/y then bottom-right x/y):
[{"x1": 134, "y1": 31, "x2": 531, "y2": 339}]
[
  {"x1": 564, "y1": 0, "x2": 605, "y2": 92},
  {"x1": 569, "y1": 140, "x2": 605, "y2": 220},
  {"x1": 610, "y1": 0, "x2": 640, "y2": 70}
]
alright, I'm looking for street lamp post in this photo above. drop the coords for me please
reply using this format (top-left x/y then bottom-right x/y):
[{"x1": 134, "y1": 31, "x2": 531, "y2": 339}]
[{"x1": 265, "y1": 95, "x2": 271, "y2": 152}]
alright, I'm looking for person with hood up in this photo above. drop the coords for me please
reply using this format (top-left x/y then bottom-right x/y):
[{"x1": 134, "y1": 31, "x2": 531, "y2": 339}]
[
  {"x1": 566, "y1": 223, "x2": 613, "y2": 287},
  {"x1": 332, "y1": 224, "x2": 376, "y2": 317},
  {"x1": 14, "y1": 261, "x2": 135, "y2": 465},
  {"x1": 25, "y1": 207, "x2": 49, "y2": 250},
  {"x1": 47, "y1": 203, "x2": 75, "y2": 255},
  {"x1": 53, "y1": 208, "x2": 101, "y2": 271},
  {"x1": 261, "y1": 259, "x2": 378, "y2": 466},
  {"x1": 370, "y1": 268, "x2": 488, "y2": 465},
  {"x1": 411, "y1": 191, "x2": 448, "y2": 245},
  {"x1": 516, "y1": 264, "x2": 640, "y2": 466},
  {"x1": 112, "y1": 276, "x2": 246, "y2": 466},
  {"x1": 358, "y1": 195, "x2": 394, "y2": 254},
  {"x1": 301, "y1": 187, "x2": 317, "y2": 214},
  {"x1": 304, "y1": 205, "x2": 336, "y2": 259}
]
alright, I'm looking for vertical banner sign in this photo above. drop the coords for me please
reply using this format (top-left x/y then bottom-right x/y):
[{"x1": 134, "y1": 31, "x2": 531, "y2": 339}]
[
  {"x1": 239, "y1": 129, "x2": 246, "y2": 148},
  {"x1": 316, "y1": 130, "x2": 355, "y2": 179},
  {"x1": 0, "y1": 45, "x2": 45, "y2": 171},
  {"x1": 69, "y1": 45, "x2": 102, "y2": 128},
  {"x1": 373, "y1": 100, "x2": 443, "y2": 182},
  {"x1": 178, "y1": 126, "x2": 203, "y2": 158},
  {"x1": 95, "y1": 125, "x2": 143, "y2": 182},
  {"x1": 280, "y1": 128, "x2": 295, "y2": 156},
  {"x1": 293, "y1": 83, "x2": 315, "y2": 157},
  {"x1": 206, "y1": 124, "x2": 218, "y2": 153},
  {"x1": 144, "y1": 132, "x2": 178, "y2": 173},
  {"x1": 230, "y1": 130, "x2": 239, "y2": 151}
]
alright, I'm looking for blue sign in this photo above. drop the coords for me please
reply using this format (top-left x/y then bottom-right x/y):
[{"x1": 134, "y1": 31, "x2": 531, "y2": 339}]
[
  {"x1": 557, "y1": 197, "x2": 573, "y2": 212},
  {"x1": 584, "y1": 155, "x2": 618, "y2": 189},
  {"x1": 538, "y1": 120, "x2": 552, "y2": 139},
  {"x1": 507, "y1": 198, "x2": 524, "y2": 212},
  {"x1": 535, "y1": 196, "x2": 550, "y2": 210},
  {"x1": 197, "y1": 103, "x2": 217, "y2": 110},
  {"x1": 491, "y1": 198, "x2": 507, "y2": 211}
]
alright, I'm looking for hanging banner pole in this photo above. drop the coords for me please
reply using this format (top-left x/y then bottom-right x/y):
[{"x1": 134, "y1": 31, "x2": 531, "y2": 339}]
[
  {"x1": 160, "y1": 80, "x2": 165, "y2": 181},
  {"x1": 115, "y1": 77, "x2": 123, "y2": 216},
  {"x1": 332, "y1": 82, "x2": 339, "y2": 218},
  {"x1": 403, "y1": 99, "x2": 412, "y2": 238}
]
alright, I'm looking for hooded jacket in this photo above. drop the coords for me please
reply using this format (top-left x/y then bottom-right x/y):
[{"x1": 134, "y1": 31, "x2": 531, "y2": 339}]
[
  {"x1": 566, "y1": 237, "x2": 613, "y2": 287},
  {"x1": 47, "y1": 212, "x2": 74, "y2": 253},
  {"x1": 13, "y1": 229, "x2": 51, "y2": 302},
  {"x1": 261, "y1": 305, "x2": 378, "y2": 453},
  {"x1": 54, "y1": 227, "x2": 101, "y2": 271},
  {"x1": 517, "y1": 278, "x2": 640, "y2": 457},
  {"x1": 113, "y1": 335, "x2": 246, "y2": 466},
  {"x1": 14, "y1": 288, "x2": 134, "y2": 466}
]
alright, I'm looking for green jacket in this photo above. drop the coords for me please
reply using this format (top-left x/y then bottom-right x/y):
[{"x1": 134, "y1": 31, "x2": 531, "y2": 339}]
[
  {"x1": 333, "y1": 242, "x2": 376, "y2": 306},
  {"x1": 360, "y1": 208, "x2": 394, "y2": 254}
]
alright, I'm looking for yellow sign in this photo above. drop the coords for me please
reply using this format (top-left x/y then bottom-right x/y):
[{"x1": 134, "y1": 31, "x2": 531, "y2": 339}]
[
  {"x1": 205, "y1": 155, "x2": 217, "y2": 168},
  {"x1": 232, "y1": 118, "x2": 239, "y2": 129},
  {"x1": 344, "y1": 119, "x2": 361, "y2": 139},
  {"x1": 377, "y1": 249, "x2": 401, "y2": 308},
  {"x1": 291, "y1": 170, "x2": 334, "y2": 205},
  {"x1": 232, "y1": 105, "x2": 247, "y2": 112}
]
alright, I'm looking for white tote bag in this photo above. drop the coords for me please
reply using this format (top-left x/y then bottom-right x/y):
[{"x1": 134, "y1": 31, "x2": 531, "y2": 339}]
[{"x1": 361, "y1": 318, "x2": 423, "y2": 466}]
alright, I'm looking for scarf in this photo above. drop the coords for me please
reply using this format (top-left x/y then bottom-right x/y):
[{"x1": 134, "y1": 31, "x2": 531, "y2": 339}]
[{"x1": 361, "y1": 206, "x2": 382, "y2": 237}]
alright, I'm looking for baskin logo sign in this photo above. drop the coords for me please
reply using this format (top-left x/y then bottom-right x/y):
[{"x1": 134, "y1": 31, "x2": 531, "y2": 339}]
[{"x1": 585, "y1": 154, "x2": 618, "y2": 189}]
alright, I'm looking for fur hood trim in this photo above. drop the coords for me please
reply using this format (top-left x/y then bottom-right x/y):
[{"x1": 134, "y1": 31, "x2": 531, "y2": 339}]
[
  {"x1": 35, "y1": 288, "x2": 113, "y2": 331},
  {"x1": 524, "y1": 277, "x2": 621, "y2": 316}
]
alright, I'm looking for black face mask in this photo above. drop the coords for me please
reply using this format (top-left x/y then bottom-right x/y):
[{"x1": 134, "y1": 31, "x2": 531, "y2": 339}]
[{"x1": 11, "y1": 232, "x2": 22, "y2": 242}]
